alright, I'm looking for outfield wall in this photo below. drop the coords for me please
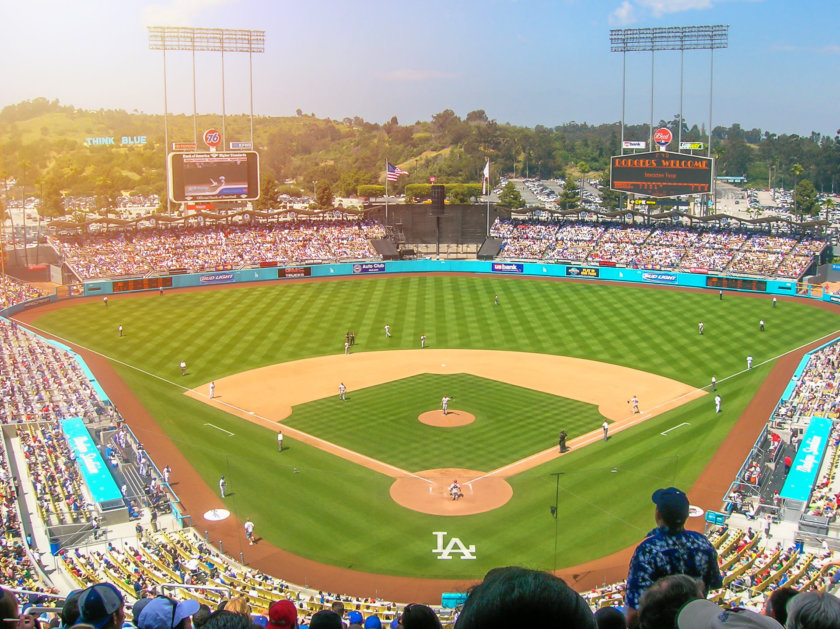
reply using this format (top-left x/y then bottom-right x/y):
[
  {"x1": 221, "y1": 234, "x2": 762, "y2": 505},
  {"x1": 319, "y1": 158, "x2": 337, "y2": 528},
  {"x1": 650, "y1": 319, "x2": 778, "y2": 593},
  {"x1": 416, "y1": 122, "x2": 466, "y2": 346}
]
[{"x1": 60, "y1": 260, "x2": 813, "y2": 298}]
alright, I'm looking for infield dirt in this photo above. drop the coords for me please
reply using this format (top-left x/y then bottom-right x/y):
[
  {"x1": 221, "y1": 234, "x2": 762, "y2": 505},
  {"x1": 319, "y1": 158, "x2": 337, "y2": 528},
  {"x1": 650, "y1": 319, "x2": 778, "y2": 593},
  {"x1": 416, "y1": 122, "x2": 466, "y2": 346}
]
[{"x1": 185, "y1": 349, "x2": 705, "y2": 515}]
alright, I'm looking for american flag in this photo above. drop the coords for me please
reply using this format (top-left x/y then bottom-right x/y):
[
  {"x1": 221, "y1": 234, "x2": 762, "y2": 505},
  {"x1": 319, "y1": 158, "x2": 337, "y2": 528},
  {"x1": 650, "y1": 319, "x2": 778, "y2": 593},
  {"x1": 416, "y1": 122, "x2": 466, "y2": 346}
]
[{"x1": 386, "y1": 161, "x2": 409, "y2": 181}]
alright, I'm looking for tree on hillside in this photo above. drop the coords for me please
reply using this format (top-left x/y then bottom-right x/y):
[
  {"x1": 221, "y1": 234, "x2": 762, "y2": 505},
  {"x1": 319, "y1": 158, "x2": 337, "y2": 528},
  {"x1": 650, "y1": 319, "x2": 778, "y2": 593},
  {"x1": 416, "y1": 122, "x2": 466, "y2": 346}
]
[
  {"x1": 794, "y1": 179, "x2": 818, "y2": 217},
  {"x1": 497, "y1": 182, "x2": 525, "y2": 209},
  {"x1": 559, "y1": 178, "x2": 579, "y2": 211},
  {"x1": 790, "y1": 163, "x2": 804, "y2": 214},
  {"x1": 0, "y1": 170, "x2": 15, "y2": 243},
  {"x1": 315, "y1": 180, "x2": 333, "y2": 209},
  {"x1": 337, "y1": 170, "x2": 373, "y2": 197},
  {"x1": 598, "y1": 170, "x2": 621, "y2": 210},
  {"x1": 39, "y1": 176, "x2": 64, "y2": 219},
  {"x1": 255, "y1": 173, "x2": 280, "y2": 211},
  {"x1": 95, "y1": 175, "x2": 121, "y2": 227}
]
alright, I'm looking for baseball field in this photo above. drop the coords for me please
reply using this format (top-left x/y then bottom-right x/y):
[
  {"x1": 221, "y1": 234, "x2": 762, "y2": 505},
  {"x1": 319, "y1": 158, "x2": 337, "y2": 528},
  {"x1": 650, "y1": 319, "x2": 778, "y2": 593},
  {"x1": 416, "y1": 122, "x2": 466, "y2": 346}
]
[{"x1": 21, "y1": 274, "x2": 840, "y2": 600}]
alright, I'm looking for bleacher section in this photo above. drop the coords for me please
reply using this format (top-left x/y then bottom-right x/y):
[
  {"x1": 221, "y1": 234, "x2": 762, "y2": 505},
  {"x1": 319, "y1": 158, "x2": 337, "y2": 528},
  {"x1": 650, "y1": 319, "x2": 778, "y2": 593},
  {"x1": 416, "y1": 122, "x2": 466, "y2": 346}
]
[{"x1": 490, "y1": 218, "x2": 824, "y2": 280}]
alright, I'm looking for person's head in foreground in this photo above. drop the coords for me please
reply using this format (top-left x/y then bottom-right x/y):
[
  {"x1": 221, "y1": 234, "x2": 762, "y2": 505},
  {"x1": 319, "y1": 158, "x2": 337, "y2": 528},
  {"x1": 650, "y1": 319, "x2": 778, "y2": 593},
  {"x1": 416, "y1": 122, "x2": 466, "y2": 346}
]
[
  {"x1": 138, "y1": 596, "x2": 200, "y2": 629},
  {"x1": 785, "y1": 592, "x2": 840, "y2": 629},
  {"x1": 78, "y1": 583, "x2": 126, "y2": 629},
  {"x1": 453, "y1": 566, "x2": 596, "y2": 629},
  {"x1": 638, "y1": 574, "x2": 704, "y2": 629},
  {"x1": 677, "y1": 599, "x2": 783, "y2": 629}
]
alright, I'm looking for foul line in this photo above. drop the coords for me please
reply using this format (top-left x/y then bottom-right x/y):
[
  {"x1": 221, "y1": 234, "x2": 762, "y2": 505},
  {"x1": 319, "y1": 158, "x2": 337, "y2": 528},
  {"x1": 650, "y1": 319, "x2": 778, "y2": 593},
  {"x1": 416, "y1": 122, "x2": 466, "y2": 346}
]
[
  {"x1": 661, "y1": 422, "x2": 691, "y2": 436},
  {"x1": 204, "y1": 423, "x2": 234, "y2": 436}
]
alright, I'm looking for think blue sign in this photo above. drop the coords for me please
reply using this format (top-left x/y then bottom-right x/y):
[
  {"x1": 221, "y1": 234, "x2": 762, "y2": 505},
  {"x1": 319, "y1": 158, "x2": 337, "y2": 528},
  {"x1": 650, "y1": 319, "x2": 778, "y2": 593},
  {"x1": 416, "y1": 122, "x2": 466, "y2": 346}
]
[
  {"x1": 86, "y1": 136, "x2": 147, "y2": 146},
  {"x1": 61, "y1": 417, "x2": 122, "y2": 505},
  {"x1": 780, "y1": 416, "x2": 832, "y2": 503}
]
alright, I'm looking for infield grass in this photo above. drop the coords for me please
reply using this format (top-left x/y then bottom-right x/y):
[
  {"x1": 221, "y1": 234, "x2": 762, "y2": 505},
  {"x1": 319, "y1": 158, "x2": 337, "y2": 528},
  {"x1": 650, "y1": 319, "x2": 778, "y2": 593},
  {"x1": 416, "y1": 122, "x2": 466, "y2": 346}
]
[{"x1": 30, "y1": 275, "x2": 840, "y2": 579}]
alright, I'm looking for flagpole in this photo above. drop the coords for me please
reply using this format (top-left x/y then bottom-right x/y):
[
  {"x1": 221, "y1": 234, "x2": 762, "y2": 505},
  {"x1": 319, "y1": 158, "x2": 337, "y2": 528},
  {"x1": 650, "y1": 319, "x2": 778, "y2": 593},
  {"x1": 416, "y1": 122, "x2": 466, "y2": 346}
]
[
  {"x1": 384, "y1": 159, "x2": 389, "y2": 227},
  {"x1": 485, "y1": 159, "x2": 490, "y2": 237}
]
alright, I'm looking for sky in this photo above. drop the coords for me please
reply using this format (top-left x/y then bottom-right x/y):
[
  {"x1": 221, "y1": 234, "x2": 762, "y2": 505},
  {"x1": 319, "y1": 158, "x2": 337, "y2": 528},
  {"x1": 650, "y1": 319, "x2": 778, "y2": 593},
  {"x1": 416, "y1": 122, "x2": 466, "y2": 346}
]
[{"x1": 1, "y1": 0, "x2": 838, "y2": 137}]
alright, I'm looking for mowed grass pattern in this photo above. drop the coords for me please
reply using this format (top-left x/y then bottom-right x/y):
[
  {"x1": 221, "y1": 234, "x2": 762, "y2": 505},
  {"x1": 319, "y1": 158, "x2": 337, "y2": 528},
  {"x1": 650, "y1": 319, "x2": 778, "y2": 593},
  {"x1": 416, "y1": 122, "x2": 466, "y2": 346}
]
[
  {"x1": 284, "y1": 373, "x2": 598, "y2": 471},
  {"x1": 31, "y1": 275, "x2": 840, "y2": 579}
]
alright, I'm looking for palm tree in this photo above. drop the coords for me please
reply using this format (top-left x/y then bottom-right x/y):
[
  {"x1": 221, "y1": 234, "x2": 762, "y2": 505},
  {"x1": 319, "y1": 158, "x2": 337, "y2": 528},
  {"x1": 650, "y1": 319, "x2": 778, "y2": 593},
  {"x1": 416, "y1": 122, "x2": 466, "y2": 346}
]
[
  {"x1": 0, "y1": 169, "x2": 15, "y2": 264},
  {"x1": 790, "y1": 163, "x2": 804, "y2": 218},
  {"x1": 18, "y1": 160, "x2": 31, "y2": 266}
]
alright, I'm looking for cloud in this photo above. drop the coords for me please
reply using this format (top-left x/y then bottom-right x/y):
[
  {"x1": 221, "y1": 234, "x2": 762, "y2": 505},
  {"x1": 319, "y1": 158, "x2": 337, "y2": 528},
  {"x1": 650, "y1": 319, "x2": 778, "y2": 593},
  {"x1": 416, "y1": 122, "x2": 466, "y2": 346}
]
[
  {"x1": 770, "y1": 44, "x2": 840, "y2": 55},
  {"x1": 608, "y1": 1, "x2": 637, "y2": 26},
  {"x1": 375, "y1": 69, "x2": 460, "y2": 82},
  {"x1": 143, "y1": 0, "x2": 237, "y2": 26},
  {"x1": 636, "y1": 0, "x2": 713, "y2": 16}
]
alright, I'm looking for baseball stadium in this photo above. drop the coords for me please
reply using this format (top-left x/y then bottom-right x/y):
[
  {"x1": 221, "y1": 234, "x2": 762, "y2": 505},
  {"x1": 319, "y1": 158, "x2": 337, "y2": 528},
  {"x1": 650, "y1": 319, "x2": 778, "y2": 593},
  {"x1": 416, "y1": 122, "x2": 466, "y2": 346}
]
[
  {"x1": 3, "y1": 12, "x2": 840, "y2": 629},
  {"x1": 3, "y1": 197, "x2": 840, "y2": 620}
]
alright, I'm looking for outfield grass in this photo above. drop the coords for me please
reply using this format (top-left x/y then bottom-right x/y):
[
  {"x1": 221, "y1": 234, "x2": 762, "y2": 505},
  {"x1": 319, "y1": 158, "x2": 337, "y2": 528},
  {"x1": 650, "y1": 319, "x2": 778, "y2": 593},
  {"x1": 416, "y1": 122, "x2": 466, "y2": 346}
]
[{"x1": 31, "y1": 275, "x2": 840, "y2": 579}]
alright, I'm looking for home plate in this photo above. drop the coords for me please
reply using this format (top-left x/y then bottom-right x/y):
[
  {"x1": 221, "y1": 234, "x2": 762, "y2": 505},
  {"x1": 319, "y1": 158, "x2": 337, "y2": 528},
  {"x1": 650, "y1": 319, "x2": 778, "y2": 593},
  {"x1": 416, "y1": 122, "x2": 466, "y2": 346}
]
[
  {"x1": 204, "y1": 508, "x2": 230, "y2": 521},
  {"x1": 442, "y1": 364, "x2": 446, "y2": 367}
]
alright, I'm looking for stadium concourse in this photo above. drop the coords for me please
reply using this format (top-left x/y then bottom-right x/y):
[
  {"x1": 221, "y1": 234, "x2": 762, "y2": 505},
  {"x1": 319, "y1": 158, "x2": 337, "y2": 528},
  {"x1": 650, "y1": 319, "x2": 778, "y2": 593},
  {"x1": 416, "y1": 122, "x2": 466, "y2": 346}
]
[{"x1": 2, "y1": 216, "x2": 840, "y2": 626}]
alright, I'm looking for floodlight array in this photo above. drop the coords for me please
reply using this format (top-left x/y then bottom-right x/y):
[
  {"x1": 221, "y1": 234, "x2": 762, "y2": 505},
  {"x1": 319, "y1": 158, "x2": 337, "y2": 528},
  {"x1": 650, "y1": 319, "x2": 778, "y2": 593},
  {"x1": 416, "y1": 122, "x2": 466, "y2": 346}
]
[
  {"x1": 147, "y1": 27, "x2": 265, "y2": 53},
  {"x1": 609, "y1": 25, "x2": 728, "y2": 53}
]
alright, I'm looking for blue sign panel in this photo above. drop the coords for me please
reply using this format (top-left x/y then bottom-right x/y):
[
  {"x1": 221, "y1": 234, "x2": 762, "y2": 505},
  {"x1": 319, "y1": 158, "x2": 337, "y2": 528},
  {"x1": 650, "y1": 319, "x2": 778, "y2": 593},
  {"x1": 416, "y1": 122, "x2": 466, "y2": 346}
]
[
  {"x1": 61, "y1": 417, "x2": 122, "y2": 505},
  {"x1": 492, "y1": 262, "x2": 524, "y2": 274},
  {"x1": 780, "y1": 416, "x2": 833, "y2": 503},
  {"x1": 352, "y1": 263, "x2": 386, "y2": 274}
]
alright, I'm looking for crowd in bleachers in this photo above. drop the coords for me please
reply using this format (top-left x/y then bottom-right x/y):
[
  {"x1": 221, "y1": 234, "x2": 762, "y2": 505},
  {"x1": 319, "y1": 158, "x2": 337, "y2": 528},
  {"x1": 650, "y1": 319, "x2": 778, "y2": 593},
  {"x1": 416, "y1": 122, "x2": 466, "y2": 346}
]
[
  {"x1": 0, "y1": 320, "x2": 104, "y2": 425},
  {"x1": 19, "y1": 423, "x2": 88, "y2": 527},
  {"x1": 776, "y1": 343, "x2": 840, "y2": 421},
  {"x1": 52, "y1": 219, "x2": 387, "y2": 280},
  {"x1": 0, "y1": 277, "x2": 45, "y2": 308},
  {"x1": 491, "y1": 218, "x2": 825, "y2": 279}
]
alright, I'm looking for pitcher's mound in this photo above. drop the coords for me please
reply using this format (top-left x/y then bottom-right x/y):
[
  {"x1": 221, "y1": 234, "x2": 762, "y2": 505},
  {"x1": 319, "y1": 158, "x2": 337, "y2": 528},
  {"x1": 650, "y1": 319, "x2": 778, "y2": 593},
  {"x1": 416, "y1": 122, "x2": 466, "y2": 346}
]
[
  {"x1": 418, "y1": 410, "x2": 475, "y2": 427},
  {"x1": 390, "y1": 468, "x2": 513, "y2": 515}
]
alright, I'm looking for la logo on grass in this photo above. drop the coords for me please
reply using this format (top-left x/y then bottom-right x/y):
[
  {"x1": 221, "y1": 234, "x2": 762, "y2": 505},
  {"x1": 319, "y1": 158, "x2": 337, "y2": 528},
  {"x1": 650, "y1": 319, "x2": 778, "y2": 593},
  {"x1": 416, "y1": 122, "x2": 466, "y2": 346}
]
[{"x1": 432, "y1": 532, "x2": 476, "y2": 560}]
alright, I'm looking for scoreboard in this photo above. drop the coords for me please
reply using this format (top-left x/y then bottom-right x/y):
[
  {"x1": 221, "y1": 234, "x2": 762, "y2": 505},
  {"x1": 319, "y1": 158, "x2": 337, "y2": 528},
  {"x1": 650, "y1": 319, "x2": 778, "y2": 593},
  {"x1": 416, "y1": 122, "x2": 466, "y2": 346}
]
[
  {"x1": 610, "y1": 151, "x2": 713, "y2": 198},
  {"x1": 705, "y1": 276, "x2": 768, "y2": 293},
  {"x1": 112, "y1": 277, "x2": 173, "y2": 293}
]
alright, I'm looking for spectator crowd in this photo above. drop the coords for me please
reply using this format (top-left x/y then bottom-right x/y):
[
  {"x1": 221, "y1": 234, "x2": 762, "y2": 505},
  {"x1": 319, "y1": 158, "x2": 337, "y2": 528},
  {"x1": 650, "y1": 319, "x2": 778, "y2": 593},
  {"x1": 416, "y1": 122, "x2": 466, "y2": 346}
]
[
  {"x1": 491, "y1": 218, "x2": 825, "y2": 279},
  {"x1": 52, "y1": 219, "x2": 387, "y2": 280}
]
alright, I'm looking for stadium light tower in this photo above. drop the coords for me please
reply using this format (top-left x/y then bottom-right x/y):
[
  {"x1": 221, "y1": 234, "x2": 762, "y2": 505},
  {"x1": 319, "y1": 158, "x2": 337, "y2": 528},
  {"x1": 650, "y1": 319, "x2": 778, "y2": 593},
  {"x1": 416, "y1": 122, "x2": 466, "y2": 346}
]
[
  {"x1": 148, "y1": 27, "x2": 265, "y2": 213},
  {"x1": 610, "y1": 25, "x2": 728, "y2": 156}
]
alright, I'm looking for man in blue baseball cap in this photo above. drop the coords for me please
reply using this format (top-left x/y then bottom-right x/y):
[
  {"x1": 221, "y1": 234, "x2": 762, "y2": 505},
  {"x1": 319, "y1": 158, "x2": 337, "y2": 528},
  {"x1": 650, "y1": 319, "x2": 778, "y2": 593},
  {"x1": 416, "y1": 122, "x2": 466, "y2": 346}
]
[
  {"x1": 624, "y1": 487, "x2": 722, "y2": 627},
  {"x1": 78, "y1": 583, "x2": 125, "y2": 629},
  {"x1": 137, "y1": 597, "x2": 200, "y2": 629}
]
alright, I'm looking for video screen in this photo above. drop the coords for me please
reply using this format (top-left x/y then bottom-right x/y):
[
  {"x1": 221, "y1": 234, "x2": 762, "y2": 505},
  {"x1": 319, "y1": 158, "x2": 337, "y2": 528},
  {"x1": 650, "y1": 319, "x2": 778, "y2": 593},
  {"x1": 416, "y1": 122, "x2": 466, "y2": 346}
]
[{"x1": 169, "y1": 151, "x2": 260, "y2": 202}]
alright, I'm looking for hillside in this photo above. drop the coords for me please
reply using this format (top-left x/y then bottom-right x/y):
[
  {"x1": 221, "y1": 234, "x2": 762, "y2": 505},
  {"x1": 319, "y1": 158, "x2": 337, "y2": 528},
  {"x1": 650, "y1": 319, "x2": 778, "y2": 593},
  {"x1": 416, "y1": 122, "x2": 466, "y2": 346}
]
[{"x1": 0, "y1": 98, "x2": 837, "y2": 216}]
